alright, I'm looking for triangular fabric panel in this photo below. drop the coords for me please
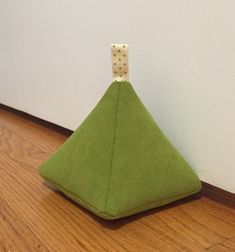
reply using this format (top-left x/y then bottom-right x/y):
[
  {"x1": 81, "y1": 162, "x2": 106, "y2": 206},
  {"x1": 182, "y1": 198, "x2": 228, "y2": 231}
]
[{"x1": 39, "y1": 81, "x2": 201, "y2": 219}]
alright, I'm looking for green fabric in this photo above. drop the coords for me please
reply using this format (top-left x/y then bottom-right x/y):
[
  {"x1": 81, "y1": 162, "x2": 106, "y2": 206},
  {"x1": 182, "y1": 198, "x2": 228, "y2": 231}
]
[{"x1": 39, "y1": 81, "x2": 201, "y2": 219}]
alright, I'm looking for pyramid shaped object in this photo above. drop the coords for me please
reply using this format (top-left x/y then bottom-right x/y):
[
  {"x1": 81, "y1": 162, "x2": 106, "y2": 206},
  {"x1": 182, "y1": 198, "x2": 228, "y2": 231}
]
[{"x1": 39, "y1": 81, "x2": 201, "y2": 219}]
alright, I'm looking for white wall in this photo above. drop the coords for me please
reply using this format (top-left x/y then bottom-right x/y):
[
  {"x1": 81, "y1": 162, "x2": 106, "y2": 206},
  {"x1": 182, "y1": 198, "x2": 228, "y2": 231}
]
[
  {"x1": 1, "y1": 0, "x2": 235, "y2": 192},
  {"x1": 0, "y1": 0, "x2": 5, "y2": 86}
]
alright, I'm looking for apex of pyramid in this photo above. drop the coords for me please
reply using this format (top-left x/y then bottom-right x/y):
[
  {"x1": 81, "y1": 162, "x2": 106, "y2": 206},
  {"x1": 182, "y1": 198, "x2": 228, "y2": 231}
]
[{"x1": 39, "y1": 45, "x2": 201, "y2": 219}]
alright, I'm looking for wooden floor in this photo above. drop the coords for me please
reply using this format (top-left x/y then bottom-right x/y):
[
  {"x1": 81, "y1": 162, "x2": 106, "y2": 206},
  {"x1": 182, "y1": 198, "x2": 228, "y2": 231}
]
[{"x1": 0, "y1": 107, "x2": 235, "y2": 252}]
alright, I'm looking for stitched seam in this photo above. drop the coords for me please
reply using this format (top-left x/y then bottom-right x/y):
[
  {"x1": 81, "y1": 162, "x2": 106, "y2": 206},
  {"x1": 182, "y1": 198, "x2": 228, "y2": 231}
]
[
  {"x1": 104, "y1": 82, "x2": 121, "y2": 213},
  {"x1": 43, "y1": 178, "x2": 200, "y2": 218}
]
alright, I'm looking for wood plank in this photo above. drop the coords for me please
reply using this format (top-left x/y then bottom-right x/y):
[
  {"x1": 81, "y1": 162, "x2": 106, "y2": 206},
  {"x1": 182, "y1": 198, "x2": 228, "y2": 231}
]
[
  {"x1": 181, "y1": 203, "x2": 235, "y2": 239},
  {"x1": 0, "y1": 107, "x2": 66, "y2": 153},
  {"x1": 208, "y1": 237, "x2": 235, "y2": 251},
  {"x1": 0, "y1": 198, "x2": 48, "y2": 252},
  {"x1": 191, "y1": 197, "x2": 235, "y2": 226}
]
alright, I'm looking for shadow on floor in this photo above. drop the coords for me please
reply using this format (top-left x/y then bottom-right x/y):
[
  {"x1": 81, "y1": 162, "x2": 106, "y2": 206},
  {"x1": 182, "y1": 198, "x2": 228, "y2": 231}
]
[{"x1": 42, "y1": 181, "x2": 202, "y2": 230}]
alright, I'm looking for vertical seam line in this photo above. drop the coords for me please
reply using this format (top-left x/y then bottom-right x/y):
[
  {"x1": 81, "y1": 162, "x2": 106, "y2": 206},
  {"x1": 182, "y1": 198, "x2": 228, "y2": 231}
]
[{"x1": 104, "y1": 82, "x2": 121, "y2": 213}]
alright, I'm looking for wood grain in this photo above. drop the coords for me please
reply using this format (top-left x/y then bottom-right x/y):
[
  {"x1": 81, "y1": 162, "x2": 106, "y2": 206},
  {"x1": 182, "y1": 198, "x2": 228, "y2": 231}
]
[{"x1": 0, "y1": 106, "x2": 235, "y2": 252}]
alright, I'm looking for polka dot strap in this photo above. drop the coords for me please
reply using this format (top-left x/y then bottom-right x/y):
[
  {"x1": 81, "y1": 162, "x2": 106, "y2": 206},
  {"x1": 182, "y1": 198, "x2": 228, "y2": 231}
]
[{"x1": 111, "y1": 44, "x2": 129, "y2": 81}]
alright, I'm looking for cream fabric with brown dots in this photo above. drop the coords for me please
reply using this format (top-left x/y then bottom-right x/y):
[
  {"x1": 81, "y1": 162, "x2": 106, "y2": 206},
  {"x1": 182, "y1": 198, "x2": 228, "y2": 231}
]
[{"x1": 111, "y1": 44, "x2": 129, "y2": 81}]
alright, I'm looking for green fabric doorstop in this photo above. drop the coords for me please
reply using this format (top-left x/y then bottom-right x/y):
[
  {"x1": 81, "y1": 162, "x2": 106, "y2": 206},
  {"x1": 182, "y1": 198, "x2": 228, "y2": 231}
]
[{"x1": 39, "y1": 45, "x2": 201, "y2": 220}]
